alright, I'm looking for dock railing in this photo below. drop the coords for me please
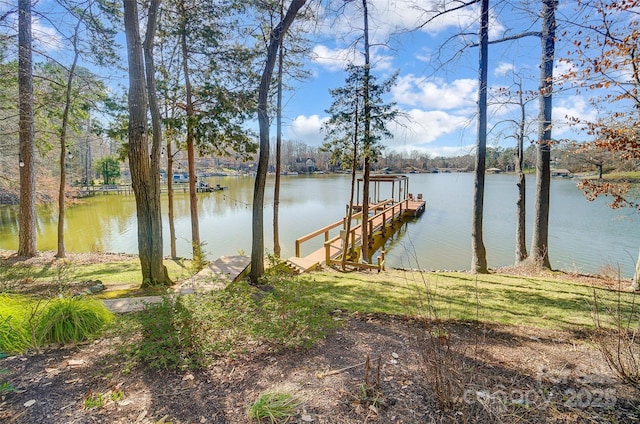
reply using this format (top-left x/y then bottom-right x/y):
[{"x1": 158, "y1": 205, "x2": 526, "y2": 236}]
[
  {"x1": 294, "y1": 209, "x2": 364, "y2": 258},
  {"x1": 322, "y1": 199, "x2": 407, "y2": 270}
]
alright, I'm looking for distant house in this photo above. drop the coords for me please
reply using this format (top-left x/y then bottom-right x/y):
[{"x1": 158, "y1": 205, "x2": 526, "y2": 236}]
[
  {"x1": 551, "y1": 168, "x2": 571, "y2": 177},
  {"x1": 173, "y1": 173, "x2": 189, "y2": 183}
]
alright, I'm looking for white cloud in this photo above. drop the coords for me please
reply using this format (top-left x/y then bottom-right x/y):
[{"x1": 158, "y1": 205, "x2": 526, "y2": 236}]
[
  {"x1": 32, "y1": 17, "x2": 63, "y2": 52},
  {"x1": 494, "y1": 62, "x2": 515, "y2": 77},
  {"x1": 391, "y1": 142, "x2": 476, "y2": 158},
  {"x1": 311, "y1": 44, "x2": 395, "y2": 72},
  {"x1": 392, "y1": 75, "x2": 477, "y2": 110},
  {"x1": 286, "y1": 114, "x2": 329, "y2": 145},
  {"x1": 387, "y1": 109, "x2": 471, "y2": 148},
  {"x1": 311, "y1": 45, "x2": 360, "y2": 72},
  {"x1": 552, "y1": 95, "x2": 597, "y2": 139}
]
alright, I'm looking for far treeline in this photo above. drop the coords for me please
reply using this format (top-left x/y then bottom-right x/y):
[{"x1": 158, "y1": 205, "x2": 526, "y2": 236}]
[{"x1": 2, "y1": 0, "x2": 639, "y2": 287}]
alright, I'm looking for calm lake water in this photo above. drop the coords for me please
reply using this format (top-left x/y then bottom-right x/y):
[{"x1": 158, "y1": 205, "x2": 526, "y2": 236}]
[{"x1": 0, "y1": 173, "x2": 638, "y2": 278}]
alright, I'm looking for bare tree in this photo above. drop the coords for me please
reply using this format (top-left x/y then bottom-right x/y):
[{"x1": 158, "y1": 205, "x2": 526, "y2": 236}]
[
  {"x1": 471, "y1": 0, "x2": 489, "y2": 273},
  {"x1": 250, "y1": 0, "x2": 308, "y2": 284},
  {"x1": 530, "y1": 0, "x2": 557, "y2": 269}
]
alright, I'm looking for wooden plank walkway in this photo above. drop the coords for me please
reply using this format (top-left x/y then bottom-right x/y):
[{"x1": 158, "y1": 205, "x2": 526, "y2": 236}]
[
  {"x1": 103, "y1": 255, "x2": 250, "y2": 313},
  {"x1": 286, "y1": 198, "x2": 425, "y2": 273}
]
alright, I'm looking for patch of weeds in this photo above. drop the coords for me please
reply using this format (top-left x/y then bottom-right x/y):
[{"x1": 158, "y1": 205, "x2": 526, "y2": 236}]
[
  {"x1": 264, "y1": 253, "x2": 296, "y2": 277},
  {"x1": 50, "y1": 260, "x2": 77, "y2": 296},
  {"x1": 350, "y1": 354, "x2": 385, "y2": 419},
  {"x1": 0, "y1": 265, "x2": 34, "y2": 294},
  {"x1": 83, "y1": 391, "x2": 104, "y2": 409},
  {"x1": 122, "y1": 277, "x2": 337, "y2": 371},
  {"x1": 592, "y1": 283, "x2": 640, "y2": 389},
  {"x1": 248, "y1": 392, "x2": 301, "y2": 423},
  {"x1": 1, "y1": 368, "x2": 16, "y2": 395},
  {"x1": 129, "y1": 295, "x2": 210, "y2": 370},
  {"x1": 253, "y1": 276, "x2": 340, "y2": 350},
  {"x1": 110, "y1": 389, "x2": 124, "y2": 402},
  {"x1": 36, "y1": 297, "x2": 114, "y2": 345}
]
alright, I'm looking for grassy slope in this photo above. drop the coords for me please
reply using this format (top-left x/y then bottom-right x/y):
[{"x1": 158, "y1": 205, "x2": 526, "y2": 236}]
[
  {"x1": 304, "y1": 269, "x2": 638, "y2": 331},
  {"x1": 1, "y1": 255, "x2": 637, "y2": 332}
]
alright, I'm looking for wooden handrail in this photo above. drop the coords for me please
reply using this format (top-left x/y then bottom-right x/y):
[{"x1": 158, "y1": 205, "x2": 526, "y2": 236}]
[{"x1": 293, "y1": 200, "x2": 389, "y2": 257}]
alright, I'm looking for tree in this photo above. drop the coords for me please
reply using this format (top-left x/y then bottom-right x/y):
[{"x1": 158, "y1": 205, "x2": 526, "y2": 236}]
[
  {"x1": 360, "y1": 0, "x2": 372, "y2": 263},
  {"x1": 563, "y1": 0, "x2": 640, "y2": 288},
  {"x1": 250, "y1": 0, "x2": 308, "y2": 284},
  {"x1": 321, "y1": 63, "x2": 398, "y2": 269},
  {"x1": 322, "y1": 64, "x2": 365, "y2": 269},
  {"x1": 471, "y1": 0, "x2": 489, "y2": 273},
  {"x1": 95, "y1": 156, "x2": 121, "y2": 185},
  {"x1": 52, "y1": 0, "x2": 116, "y2": 259},
  {"x1": 270, "y1": 0, "x2": 312, "y2": 258},
  {"x1": 123, "y1": 0, "x2": 171, "y2": 287},
  {"x1": 529, "y1": 0, "x2": 557, "y2": 270},
  {"x1": 415, "y1": 0, "x2": 548, "y2": 272},
  {"x1": 490, "y1": 74, "x2": 538, "y2": 263},
  {"x1": 513, "y1": 79, "x2": 532, "y2": 263},
  {"x1": 17, "y1": 0, "x2": 36, "y2": 257},
  {"x1": 156, "y1": 0, "x2": 257, "y2": 265}
]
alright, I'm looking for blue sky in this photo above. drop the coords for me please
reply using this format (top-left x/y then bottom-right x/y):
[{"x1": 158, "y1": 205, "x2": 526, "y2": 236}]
[
  {"x1": 2, "y1": 0, "x2": 605, "y2": 157},
  {"x1": 280, "y1": 0, "x2": 599, "y2": 157}
]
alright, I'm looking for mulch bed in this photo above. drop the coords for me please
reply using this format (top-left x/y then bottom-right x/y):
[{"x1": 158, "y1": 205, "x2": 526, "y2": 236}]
[{"x1": 2, "y1": 312, "x2": 639, "y2": 423}]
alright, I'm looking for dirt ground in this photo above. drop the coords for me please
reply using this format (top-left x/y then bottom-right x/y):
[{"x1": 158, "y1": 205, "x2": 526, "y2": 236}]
[
  {"x1": 1, "y1": 251, "x2": 639, "y2": 423},
  {"x1": 1, "y1": 314, "x2": 639, "y2": 423}
]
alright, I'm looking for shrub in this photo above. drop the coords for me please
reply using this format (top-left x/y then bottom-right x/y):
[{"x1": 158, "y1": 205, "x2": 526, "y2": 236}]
[
  {"x1": 592, "y1": 286, "x2": 640, "y2": 389},
  {"x1": 36, "y1": 297, "x2": 113, "y2": 345}
]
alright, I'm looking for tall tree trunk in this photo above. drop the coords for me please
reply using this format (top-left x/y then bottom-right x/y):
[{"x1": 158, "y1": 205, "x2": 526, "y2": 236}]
[
  {"x1": 531, "y1": 0, "x2": 556, "y2": 269},
  {"x1": 18, "y1": 0, "x2": 36, "y2": 258},
  {"x1": 273, "y1": 38, "x2": 283, "y2": 258},
  {"x1": 178, "y1": 4, "x2": 201, "y2": 264},
  {"x1": 143, "y1": 0, "x2": 171, "y2": 283},
  {"x1": 123, "y1": 0, "x2": 171, "y2": 287},
  {"x1": 167, "y1": 139, "x2": 177, "y2": 258},
  {"x1": 342, "y1": 105, "x2": 359, "y2": 270},
  {"x1": 360, "y1": 0, "x2": 371, "y2": 263},
  {"x1": 56, "y1": 16, "x2": 84, "y2": 259},
  {"x1": 250, "y1": 0, "x2": 307, "y2": 284},
  {"x1": 471, "y1": 0, "x2": 489, "y2": 273},
  {"x1": 515, "y1": 83, "x2": 528, "y2": 263},
  {"x1": 515, "y1": 81, "x2": 527, "y2": 264}
]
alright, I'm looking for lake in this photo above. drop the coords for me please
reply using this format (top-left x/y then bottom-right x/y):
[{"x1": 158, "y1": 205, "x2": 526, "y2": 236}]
[{"x1": 0, "y1": 173, "x2": 637, "y2": 278}]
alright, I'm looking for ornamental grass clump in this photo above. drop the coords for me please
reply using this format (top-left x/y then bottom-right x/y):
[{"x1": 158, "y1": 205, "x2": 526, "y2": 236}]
[
  {"x1": 248, "y1": 392, "x2": 301, "y2": 423},
  {"x1": 0, "y1": 294, "x2": 34, "y2": 354},
  {"x1": 36, "y1": 297, "x2": 113, "y2": 345}
]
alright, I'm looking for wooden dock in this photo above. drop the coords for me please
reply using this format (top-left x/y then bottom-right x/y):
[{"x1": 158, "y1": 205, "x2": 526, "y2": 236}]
[{"x1": 286, "y1": 197, "x2": 425, "y2": 273}]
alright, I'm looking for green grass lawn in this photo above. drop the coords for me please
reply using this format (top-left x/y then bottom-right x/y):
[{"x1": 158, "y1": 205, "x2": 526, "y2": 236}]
[
  {"x1": 0, "y1": 257, "x2": 196, "y2": 298},
  {"x1": 303, "y1": 270, "x2": 638, "y2": 331},
  {"x1": 1, "y1": 255, "x2": 637, "y2": 333}
]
